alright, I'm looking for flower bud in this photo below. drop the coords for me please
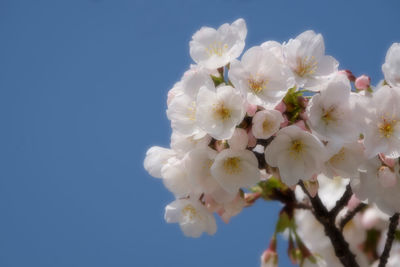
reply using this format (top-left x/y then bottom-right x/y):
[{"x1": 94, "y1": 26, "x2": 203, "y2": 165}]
[
  {"x1": 355, "y1": 75, "x2": 371, "y2": 90},
  {"x1": 247, "y1": 130, "x2": 257, "y2": 148},
  {"x1": 274, "y1": 101, "x2": 286, "y2": 113},
  {"x1": 261, "y1": 237, "x2": 278, "y2": 267},
  {"x1": 379, "y1": 153, "x2": 396, "y2": 168},
  {"x1": 294, "y1": 120, "x2": 307, "y2": 131},
  {"x1": 261, "y1": 249, "x2": 278, "y2": 267},
  {"x1": 280, "y1": 114, "x2": 289, "y2": 128},
  {"x1": 246, "y1": 103, "x2": 258, "y2": 117},
  {"x1": 347, "y1": 194, "x2": 361, "y2": 211},
  {"x1": 338, "y1": 69, "x2": 356, "y2": 82}
]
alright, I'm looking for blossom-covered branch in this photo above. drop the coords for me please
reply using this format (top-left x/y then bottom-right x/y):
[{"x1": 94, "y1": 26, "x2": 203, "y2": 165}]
[{"x1": 144, "y1": 18, "x2": 400, "y2": 266}]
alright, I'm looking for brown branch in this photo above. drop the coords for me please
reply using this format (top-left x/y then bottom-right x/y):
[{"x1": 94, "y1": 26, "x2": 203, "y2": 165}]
[
  {"x1": 329, "y1": 184, "x2": 353, "y2": 218},
  {"x1": 299, "y1": 181, "x2": 360, "y2": 267},
  {"x1": 378, "y1": 213, "x2": 400, "y2": 267},
  {"x1": 294, "y1": 202, "x2": 312, "y2": 210},
  {"x1": 339, "y1": 203, "x2": 368, "y2": 231}
]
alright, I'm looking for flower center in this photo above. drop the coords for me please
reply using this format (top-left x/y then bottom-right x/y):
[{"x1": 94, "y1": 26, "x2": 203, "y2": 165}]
[
  {"x1": 379, "y1": 117, "x2": 397, "y2": 138},
  {"x1": 182, "y1": 204, "x2": 200, "y2": 220},
  {"x1": 205, "y1": 41, "x2": 229, "y2": 57},
  {"x1": 248, "y1": 74, "x2": 268, "y2": 94},
  {"x1": 321, "y1": 106, "x2": 337, "y2": 125},
  {"x1": 295, "y1": 56, "x2": 318, "y2": 77},
  {"x1": 262, "y1": 119, "x2": 272, "y2": 133},
  {"x1": 223, "y1": 157, "x2": 241, "y2": 174},
  {"x1": 290, "y1": 140, "x2": 304, "y2": 158},
  {"x1": 213, "y1": 102, "x2": 231, "y2": 121}
]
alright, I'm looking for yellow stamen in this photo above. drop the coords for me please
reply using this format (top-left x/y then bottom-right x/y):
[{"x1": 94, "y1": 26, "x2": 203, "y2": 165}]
[
  {"x1": 290, "y1": 140, "x2": 304, "y2": 158},
  {"x1": 182, "y1": 204, "x2": 200, "y2": 220},
  {"x1": 379, "y1": 116, "x2": 397, "y2": 138},
  {"x1": 205, "y1": 42, "x2": 229, "y2": 57},
  {"x1": 223, "y1": 157, "x2": 241, "y2": 174},
  {"x1": 262, "y1": 119, "x2": 272, "y2": 133},
  {"x1": 295, "y1": 56, "x2": 318, "y2": 77},
  {"x1": 247, "y1": 74, "x2": 268, "y2": 94},
  {"x1": 213, "y1": 102, "x2": 231, "y2": 121},
  {"x1": 321, "y1": 106, "x2": 337, "y2": 125}
]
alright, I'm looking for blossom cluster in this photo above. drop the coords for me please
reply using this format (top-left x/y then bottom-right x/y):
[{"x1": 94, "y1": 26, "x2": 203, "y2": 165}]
[{"x1": 144, "y1": 18, "x2": 400, "y2": 266}]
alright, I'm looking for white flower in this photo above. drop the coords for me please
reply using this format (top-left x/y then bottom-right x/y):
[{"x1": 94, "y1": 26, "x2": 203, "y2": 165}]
[
  {"x1": 227, "y1": 128, "x2": 248, "y2": 150},
  {"x1": 211, "y1": 148, "x2": 260, "y2": 194},
  {"x1": 363, "y1": 85, "x2": 400, "y2": 158},
  {"x1": 143, "y1": 146, "x2": 176, "y2": 178},
  {"x1": 218, "y1": 194, "x2": 246, "y2": 223},
  {"x1": 161, "y1": 157, "x2": 192, "y2": 198},
  {"x1": 229, "y1": 46, "x2": 295, "y2": 109},
  {"x1": 261, "y1": 41, "x2": 284, "y2": 62},
  {"x1": 283, "y1": 30, "x2": 338, "y2": 89},
  {"x1": 307, "y1": 73, "x2": 360, "y2": 143},
  {"x1": 166, "y1": 68, "x2": 214, "y2": 139},
  {"x1": 351, "y1": 157, "x2": 400, "y2": 215},
  {"x1": 324, "y1": 141, "x2": 365, "y2": 178},
  {"x1": 170, "y1": 131, "x2": 211, "y2": 155},
  {"x1": 184, "y1": 147, "x2": 236, "y2": 202},
  {"x1": 164, "y1": 198, "x2": 217, "y2": 238},
  {"x1": 189, "y1": 18, "x2": 247, "y2": 69},
  {"x1": 252, "y1": 109, "x2": 284, "y2": 139},
  {"x1": 382, "y1": 43, "x2": 400, "y2": 87},
  {"x1": 196, "y1": 85, "x2": 246, "y2": 140},
  {"x1": 265, "y1": 125, "x2": 327, "y2": 186}
]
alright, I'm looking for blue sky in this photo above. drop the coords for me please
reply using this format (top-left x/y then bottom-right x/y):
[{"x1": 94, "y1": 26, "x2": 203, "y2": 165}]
[{"x1": 1, "y1": 0, "x2": 399, "y2": 266}]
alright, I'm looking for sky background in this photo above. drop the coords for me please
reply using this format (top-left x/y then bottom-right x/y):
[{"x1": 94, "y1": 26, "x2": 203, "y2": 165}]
[{"x1": 1, "y1": 0, "x2": 400, "y2": 266}]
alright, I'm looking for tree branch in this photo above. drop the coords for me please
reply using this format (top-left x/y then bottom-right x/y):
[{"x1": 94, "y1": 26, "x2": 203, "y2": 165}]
[
  {"x1": 339, "y1": 203, "x2": 367, "y2": 231},
  {"x1": 378, "y1": 213, "x2": 400, "y2": 267},
  {"x1": 299, "y1": 181, "x2": 360, "y2": 267},
  {"x1": 329, "y1": 184, "x2": 353, "y2": 218}
]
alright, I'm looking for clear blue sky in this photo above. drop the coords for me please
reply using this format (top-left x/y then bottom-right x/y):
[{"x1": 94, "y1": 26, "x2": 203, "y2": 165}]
[{"x1": 0, "y1": 1, "x2": 399, "y2": 266}]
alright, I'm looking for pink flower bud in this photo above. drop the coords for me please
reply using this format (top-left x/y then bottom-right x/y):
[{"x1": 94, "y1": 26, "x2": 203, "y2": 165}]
[
  {"x1": 247, "y1": 130, "x2": 257, "y2": 148},
  {"x1": 261, "y1": 249, "x2": 278, "y2": 267},
  {"x1": 246, "y1": 103, "x2": 258, "y2": 117},
  {"x1": 338, "y1": 69, "x2": 356, "y2": 82},
  {"x1": 379, "y1": 153, "x2": 396, "y2": 168},
  {"x1": 378, "y1": 166, "x2": 397, "y2": 188},
  {"x1": 347, "y1": 195, "x2": 361, "y2": 211},
  {"x1": 355, "y1": 75, "x2": 371, "y2": 90},
  {"x1": 280, "y1": 114, "x2": 289, "y2": 128},
  {"x1": 299, "y1": 111, "x2": 309, "y2": 121},
  {"x1": 294, "y1": 120, "x2": 307, "y2": 131},
  {"x1": 274, "y1": 101, "x2": 286, "y2": 113}
]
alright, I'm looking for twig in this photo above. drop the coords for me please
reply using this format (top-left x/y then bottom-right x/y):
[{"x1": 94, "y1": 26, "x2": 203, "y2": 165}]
[
  {"x1": 298, "y1": 181, "x2": 360, "y2": 267},
  {"x1": 378, "y1": 213, "x2": 400, "y2": 267},
  {"x1": 339, "y1": 203, "x2": 367, "y2": 231},
  {"x1": 329, "y1": 184, "x2": 353, "y2": 218},
  {"x1": 294, "y1": 202, "x2": 312, "y2": 210}
]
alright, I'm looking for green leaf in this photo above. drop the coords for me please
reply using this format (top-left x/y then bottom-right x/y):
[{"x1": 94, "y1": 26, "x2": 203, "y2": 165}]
[
  {"x1": 276, "y1": 212, "x2": 291, "y2": 233},
  {"x1": 211, "y1": 75, "x2": 225, "y2": 87}
]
